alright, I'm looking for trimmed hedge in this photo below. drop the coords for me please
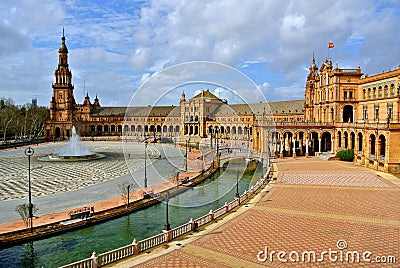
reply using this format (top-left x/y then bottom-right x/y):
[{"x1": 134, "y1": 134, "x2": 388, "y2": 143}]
[{"x1": 336, "y1": 148, "x2": 354, "y2": 162}]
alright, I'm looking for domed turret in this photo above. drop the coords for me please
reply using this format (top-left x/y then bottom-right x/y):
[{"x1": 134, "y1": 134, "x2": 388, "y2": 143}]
[{"x1": 59, "y1": 28, "x2": 68, "y2": 53}]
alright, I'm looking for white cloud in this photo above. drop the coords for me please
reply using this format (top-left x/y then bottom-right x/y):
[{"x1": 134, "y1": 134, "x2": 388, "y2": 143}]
[{"x1": 0, "y1": 0, "x2": 399, "y2": 106}]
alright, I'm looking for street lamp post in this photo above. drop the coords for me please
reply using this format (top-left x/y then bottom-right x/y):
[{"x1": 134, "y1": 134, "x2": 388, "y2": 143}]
[
  {"x1": 235, "y1": 170, "x2": 240, "y2": 198},
  {"x1": 261, "y1": 157, "x2": 264, "y2": 179},
  {"x1": 127, "y1": 184, "x2": 131, "y2": 206},
  {"x1": 185, "y1": 139, "x2": 188, "y2": 171},
  {"x1": 210, "y1": 127, "x2": 213, "y2": 148},
  {"x1": 246, "y1": 126, "x2": 250, "y2": 152},
  {"x1": 267, "y1": 129, "x2": 271, "y2": 168},
  {"x1": 216, "y1": 128, "x2": 219, "y2": 156},
  {"x1": 144, "y1": 141, "x2": 148, "y2": 188},
  {"x1": 165, "y1": 191, "x2": 171, "y2": 231},
  {"x1": 24, "y1": 147, "x2": 34, "y2": 233}
]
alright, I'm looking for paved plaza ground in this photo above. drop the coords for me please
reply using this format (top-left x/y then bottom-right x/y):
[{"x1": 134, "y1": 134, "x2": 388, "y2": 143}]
[
  {"x1": 114, "y1": 157, "x2": 400, "y2": 267},
  {"x1": 0, "y1": 141, "x2": 195, "y2": 224}
]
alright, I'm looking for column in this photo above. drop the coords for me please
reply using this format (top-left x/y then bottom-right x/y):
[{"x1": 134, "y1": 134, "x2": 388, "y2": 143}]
[
  {"x1": 305, "y1": 138, "x2": 309, "y2": 157},
  {"x1": 279, "y1": 139, "x2": 283, "y2": 158},
  {"x1": 262, "y1": 129, "x2": 267, "y2": 157},
  {"x1": 374, "y1": 137, "x2": 379, "y2": 169},
  {"x1": 318, "y1": 139, "x2": 322, "y2": 154},
  {"x1": 299, "y1": 135, "x2": 303, "y2": 155},
  {"x1": 292, "y1": 136, "x2": 296, "y2": 158},
  {"x1": 331, "y1": 138, "x2": 334, "y2": 153}
]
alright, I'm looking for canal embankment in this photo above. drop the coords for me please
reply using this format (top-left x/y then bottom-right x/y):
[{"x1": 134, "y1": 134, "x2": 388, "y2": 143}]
[{"x1": 0, "y1": 159, "x2": 219, "y2": 248}]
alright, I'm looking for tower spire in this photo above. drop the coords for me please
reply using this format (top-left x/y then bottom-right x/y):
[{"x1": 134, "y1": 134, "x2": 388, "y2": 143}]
[
  {"x1": 181, "y1": 90, "x2": 186, "y2": 102},
  {"x1": 311, "y1": 51, "x2": 317, "y2": 70}
]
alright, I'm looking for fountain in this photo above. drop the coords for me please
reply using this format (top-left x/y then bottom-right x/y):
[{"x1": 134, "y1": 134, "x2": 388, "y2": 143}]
[{"x1": 40, "y1": 126, "x2": 105, "y2": 161}]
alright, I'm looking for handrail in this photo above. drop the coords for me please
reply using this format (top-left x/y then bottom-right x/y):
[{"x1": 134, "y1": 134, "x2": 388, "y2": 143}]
[
  {"x1": 213, "y1": 206, "x2": 226, "y2": 219},
  {"x1": 138, "y1": 233, "x2": 166, "y2": 253},
  {"x1": 171, "y1": 223, "x2": 192, "y2": 240},
  {"x1": 194, "y1": 214, "x2": 212, "y2": 228},
  {"x1": 98, "y1": 244, "x2": 134, "y2": 266},
  {"x1": 59, "y1": 257, "x2": 93, "y2": 268}
]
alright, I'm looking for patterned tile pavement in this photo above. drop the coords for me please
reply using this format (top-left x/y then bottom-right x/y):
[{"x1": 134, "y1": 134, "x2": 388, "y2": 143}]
[
  {"x1": 256, "y1": 186, "x2": 400, "y2": 221},
  {"x1": 281, "y1": 172, "x2": 392, "y2": 187},
  {"x1": 130, "y1": 250, "x2": 231, "y2": 268},
  {"x1": 120, "y1": 157, "x2": 400, "y2": 268}
]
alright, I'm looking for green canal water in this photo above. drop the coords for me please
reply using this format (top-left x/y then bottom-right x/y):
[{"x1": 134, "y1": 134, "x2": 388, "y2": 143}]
[{"x1": 0, "y1": 159, "x2": 262, "y2": 268}]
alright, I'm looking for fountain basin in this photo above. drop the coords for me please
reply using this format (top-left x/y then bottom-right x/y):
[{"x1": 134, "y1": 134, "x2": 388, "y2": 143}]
[
  {"x1": 39, "y1": 153, "x2": 106, "y2": 162},
  {"x1": 40, "y1": 126, "x2": 106, "y2": 162}
]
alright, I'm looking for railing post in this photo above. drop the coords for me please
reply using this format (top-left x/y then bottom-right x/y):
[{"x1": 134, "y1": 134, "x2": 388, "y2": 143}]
[
  {"x1": 236, "y1": 196, "x2": 240, "y2": 206},
  {"x1": 132, "y1": 239, "x2": 138, "y2": 255},
  {"x1": 91, "y1": 251, "x2": 98, "y2": 268},
  {"x1": 209, "y1": 209, "x2": 214, "y2": 221},
  {"x1": 189, "y1": 218, "x2": 196, "y2": 231},
  {"x1": 163, "y1": 229, "x2": 172, "y2": 242}
]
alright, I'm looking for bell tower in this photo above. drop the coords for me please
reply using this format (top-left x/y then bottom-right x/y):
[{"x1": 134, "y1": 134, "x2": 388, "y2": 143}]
[{"x1": 48, "y1": 29, "x2": 75, "y2": 139}]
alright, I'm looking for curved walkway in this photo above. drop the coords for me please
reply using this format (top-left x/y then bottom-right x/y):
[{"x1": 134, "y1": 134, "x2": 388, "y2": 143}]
[{"x1": 113, "y1": 157, "x2": 400, "y2": 267}]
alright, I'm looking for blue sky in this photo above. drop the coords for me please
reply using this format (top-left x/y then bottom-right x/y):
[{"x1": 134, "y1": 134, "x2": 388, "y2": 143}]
[{"x1": 0, "y1": 0, "x2": 399, "y2": 107}]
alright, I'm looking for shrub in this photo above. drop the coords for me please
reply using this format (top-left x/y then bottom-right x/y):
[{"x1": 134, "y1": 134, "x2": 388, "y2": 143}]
[{"x1": 336, "y1": 148, "x2": 354, "y2": 162}]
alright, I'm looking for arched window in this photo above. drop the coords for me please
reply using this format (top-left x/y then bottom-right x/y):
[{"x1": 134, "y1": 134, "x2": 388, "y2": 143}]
[{"x1": 390, "y1": 84, "x2": 395, "y2": 96}]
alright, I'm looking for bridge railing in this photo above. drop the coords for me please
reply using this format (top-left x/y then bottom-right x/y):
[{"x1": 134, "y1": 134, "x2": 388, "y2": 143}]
[{"x1": 60, "y1": 167, "x2": 271, "y2": 268}]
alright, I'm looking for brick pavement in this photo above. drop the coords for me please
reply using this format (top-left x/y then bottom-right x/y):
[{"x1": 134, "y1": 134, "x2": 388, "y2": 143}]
[{"x1": 117, "y1": 157, "x2": 400, "y2": 268}]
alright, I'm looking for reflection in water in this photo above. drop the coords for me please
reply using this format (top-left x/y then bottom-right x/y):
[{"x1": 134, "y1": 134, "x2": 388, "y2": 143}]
[
  {"x1": 20, "y1": 241, "x2": 37, "y2": 268},
  {"x1": 0, "y1": 159, "x2": 261, "y2": 268}
]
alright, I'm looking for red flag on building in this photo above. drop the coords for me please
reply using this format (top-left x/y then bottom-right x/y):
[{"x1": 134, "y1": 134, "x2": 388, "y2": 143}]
[{"x1": 328, "y1": 42, "x2": 334, "y2": 49}]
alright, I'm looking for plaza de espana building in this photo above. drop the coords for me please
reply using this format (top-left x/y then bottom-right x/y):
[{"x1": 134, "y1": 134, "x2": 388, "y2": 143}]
[{"x1": 45, "y1": 34, "x2": 400, "y2": 173}]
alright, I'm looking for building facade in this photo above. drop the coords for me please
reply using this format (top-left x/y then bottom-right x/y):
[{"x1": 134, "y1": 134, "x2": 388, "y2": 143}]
[{"x1": 45, "y1": 34, "x2": 400, "y2": 172}]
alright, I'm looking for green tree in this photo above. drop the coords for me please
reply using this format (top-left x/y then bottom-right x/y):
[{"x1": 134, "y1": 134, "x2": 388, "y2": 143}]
[
  {"x1": 0, "y1": 97, "x2": 49, "y2": 142},
  {"x1": 0, "y1": 98, "x2": 18, "y2": 142}
]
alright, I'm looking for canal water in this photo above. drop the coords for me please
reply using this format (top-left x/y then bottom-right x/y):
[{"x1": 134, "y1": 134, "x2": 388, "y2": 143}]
[{"x1": 0, "y1": 159, "x2": 261, "y2": 268}]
